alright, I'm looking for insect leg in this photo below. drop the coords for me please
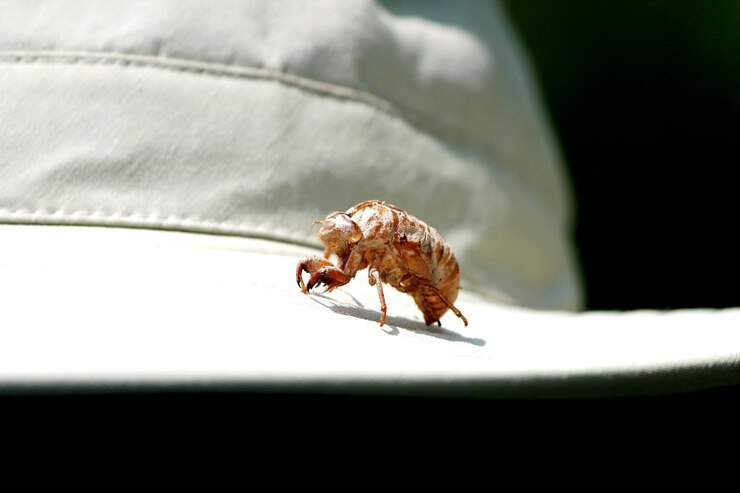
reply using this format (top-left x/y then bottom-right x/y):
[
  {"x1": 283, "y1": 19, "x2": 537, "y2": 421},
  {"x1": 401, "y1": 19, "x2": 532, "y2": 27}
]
[
  {"x1": 296, "y1": 255, "x2": 335, "y2": 294},
  {"x1": 306, "y1": 267, "x2": 351, "y2": 293},
  {"x1": 428, "y1": 286, "x2": 469, "y2": 327},
  {"x1": 368, "y1": 268, "x2": 387, "y2": 327}
]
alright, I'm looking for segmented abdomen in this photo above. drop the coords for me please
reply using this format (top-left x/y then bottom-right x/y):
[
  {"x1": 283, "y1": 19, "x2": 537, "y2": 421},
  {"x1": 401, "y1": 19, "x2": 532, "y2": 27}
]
[{"x1": 347, "y1": 200, "x2": 461, "y2": 324}]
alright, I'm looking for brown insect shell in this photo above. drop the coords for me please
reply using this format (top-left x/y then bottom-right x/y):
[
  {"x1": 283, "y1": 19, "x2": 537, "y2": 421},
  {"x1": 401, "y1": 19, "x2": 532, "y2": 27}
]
[{"x1": 307, "y1": 200, "x2": 466, "y2": 326}]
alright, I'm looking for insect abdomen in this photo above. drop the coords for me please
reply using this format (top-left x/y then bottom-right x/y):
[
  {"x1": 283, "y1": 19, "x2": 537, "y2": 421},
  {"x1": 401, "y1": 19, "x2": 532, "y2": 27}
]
[{"x1": 350, "y1": 201, "x2": 461, "y2": 324}]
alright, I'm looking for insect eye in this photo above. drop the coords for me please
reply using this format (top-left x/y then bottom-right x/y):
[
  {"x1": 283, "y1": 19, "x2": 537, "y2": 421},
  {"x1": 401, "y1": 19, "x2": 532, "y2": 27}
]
[
  {"x1": 334, "y1": 214, "x2": 362, "y2": 243},
  {"x1": 347, "y1": 226, "x2": 362, "y2": 243}
]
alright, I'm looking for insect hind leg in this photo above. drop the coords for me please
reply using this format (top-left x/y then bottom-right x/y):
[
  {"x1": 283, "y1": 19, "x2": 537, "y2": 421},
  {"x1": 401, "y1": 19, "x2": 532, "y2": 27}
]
[{"x1": 425, "y1": 286, "x2": 469, "y2": 327}]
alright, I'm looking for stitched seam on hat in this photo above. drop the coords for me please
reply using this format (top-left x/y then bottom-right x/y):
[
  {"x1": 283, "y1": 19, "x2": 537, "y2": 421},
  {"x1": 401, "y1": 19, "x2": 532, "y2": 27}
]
[
  {"x1": 1, "y1": 207, "x2": 267, "y2": 228},
  {"x1": 0, "y1": 49, "x2": 565, "y2": 224},
  {"x1": 0, "y1": 207, "x2": 315, "y2": 245},
  {"x1": 0, "y1": 49, "x2": 479, "y2": 147}
]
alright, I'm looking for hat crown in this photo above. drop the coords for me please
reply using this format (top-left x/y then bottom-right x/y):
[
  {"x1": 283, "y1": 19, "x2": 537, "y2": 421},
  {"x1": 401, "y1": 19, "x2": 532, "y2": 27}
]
[{"x1": 0, "y1": 0, "x2": 580, "y2": 309}]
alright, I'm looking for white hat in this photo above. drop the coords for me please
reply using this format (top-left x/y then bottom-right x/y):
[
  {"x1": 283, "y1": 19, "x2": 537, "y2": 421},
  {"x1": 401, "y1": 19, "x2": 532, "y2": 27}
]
[{"x1": 1, "y1": 0, "x2": 738, "y2": 398}]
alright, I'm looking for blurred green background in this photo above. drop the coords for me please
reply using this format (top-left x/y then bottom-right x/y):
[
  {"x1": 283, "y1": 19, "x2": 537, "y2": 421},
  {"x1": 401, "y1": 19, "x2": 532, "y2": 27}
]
[{"x1": 505, "y1": 1, "x2": 739, "y2": 310}]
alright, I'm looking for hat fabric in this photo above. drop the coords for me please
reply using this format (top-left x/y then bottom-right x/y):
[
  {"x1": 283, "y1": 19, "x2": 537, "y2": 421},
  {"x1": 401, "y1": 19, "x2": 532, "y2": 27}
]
[{"x1": 1, "y1": 1, "x2": 738, "y2": 397}]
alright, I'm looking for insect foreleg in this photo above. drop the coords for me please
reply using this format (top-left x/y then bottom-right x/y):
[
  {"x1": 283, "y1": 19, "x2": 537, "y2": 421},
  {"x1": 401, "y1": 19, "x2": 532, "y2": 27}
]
[
  {"x1": 306, "y1": 266, "x2": 351, "y2": 293},
  {"x1": 296, "y1": 255, "x2": 335, "y2": 294},
  {"x1": 368, "y1": 267, "x2": 387, "y2": 327}
]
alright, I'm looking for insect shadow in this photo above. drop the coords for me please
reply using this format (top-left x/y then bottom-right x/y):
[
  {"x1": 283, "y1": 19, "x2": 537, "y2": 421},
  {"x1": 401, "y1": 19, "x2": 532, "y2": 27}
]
[{"x1": 309, "y1": 294, "x2": 485, "y2": 347}]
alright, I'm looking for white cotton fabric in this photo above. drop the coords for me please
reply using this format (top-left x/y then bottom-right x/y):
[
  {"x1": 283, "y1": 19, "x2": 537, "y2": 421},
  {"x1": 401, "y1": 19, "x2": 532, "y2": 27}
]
[{"x1": 1, "y1": 1, "x2": 737, "y2": 397}]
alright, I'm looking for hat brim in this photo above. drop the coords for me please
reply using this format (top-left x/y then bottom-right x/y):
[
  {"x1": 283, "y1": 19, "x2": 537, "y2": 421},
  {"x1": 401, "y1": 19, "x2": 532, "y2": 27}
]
[{"x1": 2, "y1": 223, "x2": 739, "y2": 399}]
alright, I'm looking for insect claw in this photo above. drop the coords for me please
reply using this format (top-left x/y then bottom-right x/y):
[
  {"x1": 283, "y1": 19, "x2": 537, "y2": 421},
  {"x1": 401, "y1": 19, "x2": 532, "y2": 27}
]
[{"x1": 306, "y1": 275, "x2": 318, "y2": 292}]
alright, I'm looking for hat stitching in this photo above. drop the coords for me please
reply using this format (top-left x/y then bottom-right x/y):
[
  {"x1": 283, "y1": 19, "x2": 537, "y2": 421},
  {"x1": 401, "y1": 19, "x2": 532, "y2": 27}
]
[
  {"x1": 0, "y1": 49, "x2": 526, "y2": 173},
  {"x1": 0, "y1": 207, "x2": 314, "y2": 245}
]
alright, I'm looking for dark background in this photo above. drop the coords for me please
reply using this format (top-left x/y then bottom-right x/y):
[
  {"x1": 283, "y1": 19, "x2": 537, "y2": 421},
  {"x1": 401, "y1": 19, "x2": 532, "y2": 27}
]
[{"x1": 505, "y1": 1, "x2": 739, "y2": 310}]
